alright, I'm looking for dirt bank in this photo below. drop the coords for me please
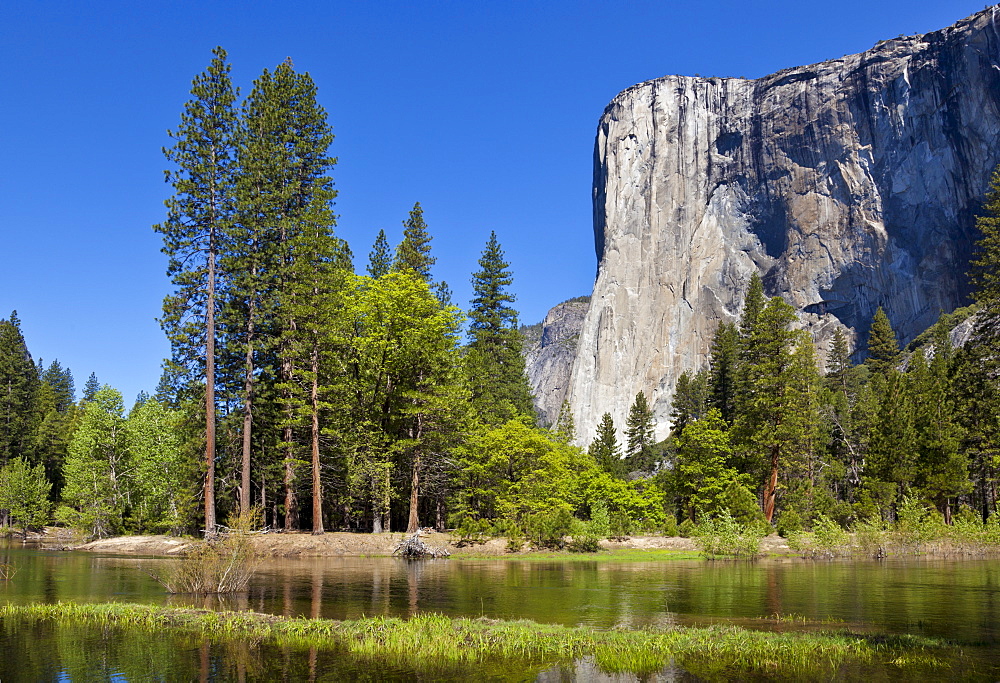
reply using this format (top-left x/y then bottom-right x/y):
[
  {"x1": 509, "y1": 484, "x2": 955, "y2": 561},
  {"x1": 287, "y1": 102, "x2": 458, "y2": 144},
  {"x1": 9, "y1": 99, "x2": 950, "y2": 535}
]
[{"x1": 68, "y1": 531, "x2": 792, "y2": 558}]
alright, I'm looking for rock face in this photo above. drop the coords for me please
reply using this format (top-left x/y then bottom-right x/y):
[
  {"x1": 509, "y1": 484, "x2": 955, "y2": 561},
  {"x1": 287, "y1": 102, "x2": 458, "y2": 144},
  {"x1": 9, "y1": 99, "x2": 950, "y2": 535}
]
[
  {"x1": 523, "y1": 298, "x2": 590, "y2": 426},
  {"x1": 567, "y1": 7, "x2": 1000, "y2": 444}
]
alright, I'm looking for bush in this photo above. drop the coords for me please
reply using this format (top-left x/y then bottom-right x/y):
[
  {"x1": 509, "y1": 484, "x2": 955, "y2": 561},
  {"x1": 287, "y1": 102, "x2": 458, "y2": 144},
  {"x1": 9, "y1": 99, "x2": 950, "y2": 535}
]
[
  {"x1": 609, "y1": 510, "x2": 634, "y2": 539},
  {"x1": 150, "y1": 508, "x2": 262, "y2": 594},
  {"x1": 692, "y1": 511, "x2": 764, "y2": 559},
  {"x1": 894, "y1": 497, "x2": 943, "y2": 554},
  {"x1": 776, "y1": 509, "x2": 804, "y2": 538},
  {"x1": 678, "y1": 518, "x2": 696, "y2": 538},
  {"x1": 523, "y1": 507, "x2": 573, "y2": 549},
  {"x1": 852, "y1": 516, "x2": 890, "y2": 558},
  {"x1": 589, "y1": 500, "x2": 611, "y2": 539},
  {"x1": 789, "y1": 514, "x2": 849, "y2": 558},
  {"x1": 661, "y1": 514, "x2": 679, "y2": 537}
]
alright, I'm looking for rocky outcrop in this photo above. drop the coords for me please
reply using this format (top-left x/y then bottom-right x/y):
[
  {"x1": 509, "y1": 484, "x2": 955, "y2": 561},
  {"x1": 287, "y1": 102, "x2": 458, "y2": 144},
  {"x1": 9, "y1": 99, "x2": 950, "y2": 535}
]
[
  {"x1": 523, "y1": 298, "x2": 590, "y2": 425},
  {"x1": 568, "y1": 7, "x2": 1000, "y2": 443}
]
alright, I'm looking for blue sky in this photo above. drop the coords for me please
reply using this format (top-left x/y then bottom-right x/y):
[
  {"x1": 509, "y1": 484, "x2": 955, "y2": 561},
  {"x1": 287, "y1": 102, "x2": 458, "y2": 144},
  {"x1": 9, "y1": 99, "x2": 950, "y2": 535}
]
[{"x1": 0, "y1": 0, "x2": 984, "y2": 404}]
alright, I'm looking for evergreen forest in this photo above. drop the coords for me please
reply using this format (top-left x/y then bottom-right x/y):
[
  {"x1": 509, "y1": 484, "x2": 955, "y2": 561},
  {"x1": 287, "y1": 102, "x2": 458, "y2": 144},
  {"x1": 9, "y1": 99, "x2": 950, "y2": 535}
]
[{"x1": 2, "y1": 48, "x2": 1000, "y2": 544}]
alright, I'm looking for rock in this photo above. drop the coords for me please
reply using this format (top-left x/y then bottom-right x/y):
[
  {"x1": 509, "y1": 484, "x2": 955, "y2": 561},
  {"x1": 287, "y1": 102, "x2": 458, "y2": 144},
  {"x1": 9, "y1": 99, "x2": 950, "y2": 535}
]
[
  {"x1": 567, "y1": 7, "x2": 1000, "y2": 443},
  {"x1": 523, "y1": 297, "x2": 590, "y2": 425}
]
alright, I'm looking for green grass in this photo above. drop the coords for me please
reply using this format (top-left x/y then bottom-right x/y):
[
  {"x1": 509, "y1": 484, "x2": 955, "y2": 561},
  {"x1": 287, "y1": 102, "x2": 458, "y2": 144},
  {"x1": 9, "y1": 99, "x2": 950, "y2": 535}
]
[{"x1": 0, "y1": 601, "x2": 969, "y2": 679}]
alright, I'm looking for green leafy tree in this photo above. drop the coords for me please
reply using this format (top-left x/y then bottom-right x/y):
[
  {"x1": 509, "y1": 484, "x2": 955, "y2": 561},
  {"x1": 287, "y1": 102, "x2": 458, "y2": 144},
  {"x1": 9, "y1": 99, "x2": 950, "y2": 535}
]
[
  {"x1": 124, "y1": 398, "x2": 192, "y2": 533},
  {"x1": 865, "y1": 307, "x2": 899, "y2": 376},
  {"x1": 450, "y1": 419, "x2": 591, "y2": 530},
  {"x1": 367, "y1": 229, "x2": 393, "y2": 278},
  {"x1": 464, "y1": 231, "x2": 535, "y2": 424},
  {"x1": 60, "y1": 386, "x2": 130, "y2": 538},
  {"x1": 589, "y1": 412, "x2": 623, "y2": 478},
  {"x1": 674, "y1": 409, "x2": 750, "y2": 521},
  {"x1": 154, "y1": 46, "x2": 237, "y2": 534},
  {"x1": 0, "y1": 457, "x2": 51, "y2": 535}
]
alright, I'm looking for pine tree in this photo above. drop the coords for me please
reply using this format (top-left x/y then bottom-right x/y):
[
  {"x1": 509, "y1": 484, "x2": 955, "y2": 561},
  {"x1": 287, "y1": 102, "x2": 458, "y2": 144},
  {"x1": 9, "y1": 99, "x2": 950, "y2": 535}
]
[
  {"x1": 81, "y1": 373, "x2": 100, "y2": 404},
  {"x1": 825, "y1": 328, "x2": 852, "y2": 393},
  {"x1": 670, "y1": 369, "x2": 708, "y2": 437},
  {"x1": 739, "y1": 272, "x2": 766, "y2": 338},
  {"x1": 865, "y1": 307, "x2": 899, "y2": 376},
  {"x1": 367, "y1": 229, "x2": 392, "y2": 278},
  {"x1": 41, "y1": 360, "x2": 75, "y2": 413},
  {"x1": 732, "y1": 296, "x2": 820, "y2": 523},
  {"x1": 154, "y1": 46, "x2": 237, "y2": 535},
  {"x1": 707, "y1": 321, "x2": 739, "y2": 423},
  {"x1": 971, "y1": 165, "x2": 1000, "y2": 330},
  {"x1": 625, "y1": 390, "x2": 656, "y2": 471},
  {"x1": 465, "y1": 231, "x2": 535, "y2": 424},
  {"x1": 0, "y1": 312, "x2": 40, "y2": 466},
  {"x1": 393, "y1": 202, "x2": 435, "y2": 281},
  {"x1": 589, "y1": 412, "x2": 623, "y2": 478}
]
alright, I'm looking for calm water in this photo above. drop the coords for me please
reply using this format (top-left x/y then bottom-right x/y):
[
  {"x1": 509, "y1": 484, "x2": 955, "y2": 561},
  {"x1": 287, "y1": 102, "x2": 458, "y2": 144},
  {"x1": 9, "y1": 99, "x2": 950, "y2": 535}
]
[{"x1": 1, "y1": 541, "x2": 999, "y2": 680}]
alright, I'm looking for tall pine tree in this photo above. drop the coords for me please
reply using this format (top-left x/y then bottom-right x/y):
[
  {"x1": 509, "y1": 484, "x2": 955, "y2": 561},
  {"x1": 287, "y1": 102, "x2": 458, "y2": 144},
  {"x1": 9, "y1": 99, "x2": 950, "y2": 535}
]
[
  {"x1": 155, "y1": 46, "x2": 237, "y2": 534},
  {"x1": 464, "y1": 231, "x2": 535, "y2": 424}
]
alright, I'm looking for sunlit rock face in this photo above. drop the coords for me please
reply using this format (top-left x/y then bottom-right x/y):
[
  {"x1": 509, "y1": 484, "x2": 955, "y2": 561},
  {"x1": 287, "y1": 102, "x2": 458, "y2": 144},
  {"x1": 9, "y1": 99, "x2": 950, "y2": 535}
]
[
  {"x1": 567, "y1": 7, "x2": 1000, "y2": 443},
  {"x1": 524, "y1": 298, "x2": 591, "y2": 426}
]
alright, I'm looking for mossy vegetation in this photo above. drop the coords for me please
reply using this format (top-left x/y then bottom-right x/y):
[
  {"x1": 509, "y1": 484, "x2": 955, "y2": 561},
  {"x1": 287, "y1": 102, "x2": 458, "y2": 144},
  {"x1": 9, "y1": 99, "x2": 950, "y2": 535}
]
[{"x1": 0, "y1": 602, "x2": 969, "y2": 679}]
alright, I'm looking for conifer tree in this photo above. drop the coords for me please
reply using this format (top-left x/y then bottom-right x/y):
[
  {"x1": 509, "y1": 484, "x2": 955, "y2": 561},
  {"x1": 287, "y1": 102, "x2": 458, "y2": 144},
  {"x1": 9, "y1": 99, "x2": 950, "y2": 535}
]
[
  {"x1": 393, "y1": 202, "x2": 435, "y2": 281},
  {"x1": 155, "y1": 47, "x2": 237, "y2": 534},
  {"x1": 81, "y1": 373, "x2": 100, "y2": 404},
  {"x1": 670, "y1": 369, "x2": 709, "y2": 437},
  {"x1": 865, "y1": 307, "x2": 899, "y2": 376},
  {"x1": 971, "y1": 165, "x2": 1000, "y2": 331},
  {"x1": 625, "y1": 390, "x2": 656, "y2": 470},
  {"x1": 589, "y1": 412, "x2": 623, "y2": 478},
  {"x1": 0, "y1": 312, "x2": 39, "y2": 466},
  {"x1": 739, "y1": 272, "x2": 766, "y2": 338},
  {"x1": 367, "y1": 229, "x2": 392, "y2": 278},
  {"x1": 707, "y1": 321, "x2": 739, "y2": 423},
  {"x1": 732, "y1": 296, "x2": 820, "y2": 522},
  {"x1": 465, "y1": 231, "x2": 535, "y2": 424}
]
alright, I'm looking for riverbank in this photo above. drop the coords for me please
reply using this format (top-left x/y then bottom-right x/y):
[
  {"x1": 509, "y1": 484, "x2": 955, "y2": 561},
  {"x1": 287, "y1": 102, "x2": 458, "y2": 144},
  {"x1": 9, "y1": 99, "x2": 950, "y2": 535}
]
[{"x1": 60, "y1": 530, "x2": 795, "y2": 558}]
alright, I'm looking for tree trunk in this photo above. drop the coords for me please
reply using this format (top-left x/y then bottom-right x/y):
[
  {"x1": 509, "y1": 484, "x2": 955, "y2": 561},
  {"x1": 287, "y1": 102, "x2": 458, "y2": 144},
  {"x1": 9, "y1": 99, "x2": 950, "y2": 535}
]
[
  {"x1": 311, "y1": 341, "x2": 324, "y2": 535},
  {"x1": 204, "y1": 231, "x2": 217, "y2": 535},
  {"x1": 239, "y1": 269, "x2": 257, "y2": 514},
  {"x1": 407, "y1": 452, "x2": 420, "y2": 533},
  {"x1": 763, "y1": 445, "x2": 779, "y2": 523}
]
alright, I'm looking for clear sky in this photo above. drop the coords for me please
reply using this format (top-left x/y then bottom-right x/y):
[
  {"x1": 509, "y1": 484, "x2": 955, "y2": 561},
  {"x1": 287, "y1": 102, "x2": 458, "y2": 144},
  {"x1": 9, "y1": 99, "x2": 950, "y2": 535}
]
[{"x1": 0, "y1": 0, "x2": 984, "y2": 404}]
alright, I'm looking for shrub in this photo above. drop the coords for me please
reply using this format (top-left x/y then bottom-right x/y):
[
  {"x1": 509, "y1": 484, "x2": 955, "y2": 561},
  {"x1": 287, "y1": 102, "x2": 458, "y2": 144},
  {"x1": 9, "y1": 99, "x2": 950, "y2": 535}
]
[
  {"x1": 776, "y1": 509, "x2": 804, "y2": 538},
  {"x1": 589, "y1": 500, "x2": 611, "y2": 539},
  {"x1": 678, "y1": 518, "x2": 696, "y2": 538},
  {"x1": 692, "y1": 511, "x2": 764, "y2": 558},
  {"x1": 894, "y1": 497, "x2": 942, "y2": 554},
  {"x1": 852, "y1": 516, "x2": 890, "y2": 558},
  {"x1": 523, "y1": 507, "x2": 573, "y2": 549},
  {"x1": 150, "y1": 508, "x2": 262, "y2": 594},
  {"x1": 661, "y1": 514, "x2": 679, "y2": 537}
]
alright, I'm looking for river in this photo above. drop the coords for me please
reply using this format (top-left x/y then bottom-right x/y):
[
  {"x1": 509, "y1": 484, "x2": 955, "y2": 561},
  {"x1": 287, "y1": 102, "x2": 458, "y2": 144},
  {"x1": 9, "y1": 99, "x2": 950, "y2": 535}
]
[{"x1": 1, "y1": 541, "x2": 998, "y2": 680}]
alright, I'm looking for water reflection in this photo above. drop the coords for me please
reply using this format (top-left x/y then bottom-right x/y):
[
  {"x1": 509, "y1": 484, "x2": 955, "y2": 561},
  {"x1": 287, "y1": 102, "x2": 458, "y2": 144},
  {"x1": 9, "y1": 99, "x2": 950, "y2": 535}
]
[{"x1": 2, "y1": 541, "x2": 1000, "y2": 678}]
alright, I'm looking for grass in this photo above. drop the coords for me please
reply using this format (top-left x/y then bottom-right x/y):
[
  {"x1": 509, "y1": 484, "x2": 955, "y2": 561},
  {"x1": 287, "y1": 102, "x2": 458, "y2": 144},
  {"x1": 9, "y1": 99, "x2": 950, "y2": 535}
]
[{"x1": 0, "y1": 601, "x2": 970, "y2": 679}]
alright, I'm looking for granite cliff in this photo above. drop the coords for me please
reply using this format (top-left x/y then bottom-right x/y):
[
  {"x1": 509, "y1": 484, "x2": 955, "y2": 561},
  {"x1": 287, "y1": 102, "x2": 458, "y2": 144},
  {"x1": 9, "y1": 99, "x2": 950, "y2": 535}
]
[
  {"x1": 562, "y1": 7, "x2": 1000, "y2": 443},
  {"x1": 523, "y1": 297, "x2": 591, "y2": 425}
]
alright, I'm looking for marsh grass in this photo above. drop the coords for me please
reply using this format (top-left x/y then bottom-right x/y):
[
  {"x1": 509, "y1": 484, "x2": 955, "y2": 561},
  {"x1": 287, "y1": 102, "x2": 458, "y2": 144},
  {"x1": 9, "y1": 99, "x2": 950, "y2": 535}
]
[{"x1": 0, "y1": 602, "x2": 965, "y2": 679}]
